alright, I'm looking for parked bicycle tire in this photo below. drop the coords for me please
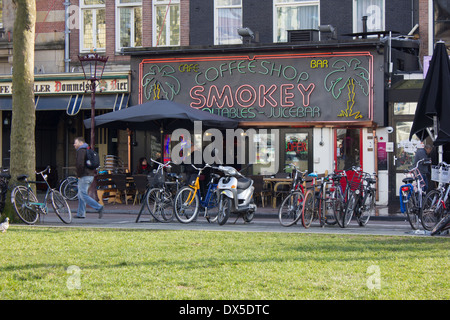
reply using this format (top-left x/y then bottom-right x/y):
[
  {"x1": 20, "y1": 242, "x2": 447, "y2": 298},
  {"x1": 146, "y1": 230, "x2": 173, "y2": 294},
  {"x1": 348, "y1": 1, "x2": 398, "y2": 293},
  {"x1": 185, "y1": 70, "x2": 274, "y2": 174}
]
[
  {"x1": 343, "y1": 192, "x2": 358, "y2": 227},
  {"x1": 421, "y1": 189, "x2": 444, "y2": 231},
  {"x1": 174, "y1": 186, "x2": 200, "y2": 223},
  {"x1": 146, "y1": 188, "x2": 174, "y2": 222},
  {"x1": 322, "y1": 189, "x2": 337, "y2": 225},
  {"x1": 278, "y1": 191, "x2": 304, "y2": 226},
  {"x1": 62, "y1": 178, "x2": 78, "y2": 201},
  {"x1": 357, "y1": 189, "x2": 374, "y2": 226},
  {"x1": 332, "y1": 186, "x2": 346, "y2": 228},
  {"x1": 301, "y1": 190, "x2": 315, "y2": 228},
  {"x1": 11, "y1": 185, "x2": 39, "y2": 225},
  {"x1": 51, "y1": 190, "x2": 72, "y2": 224},
  {"x1": 404, "y1": 187, "x2": 421, "y2": 230},
  {"x1": 431, "y1": 213, "x2": 450, "y2": 236}
]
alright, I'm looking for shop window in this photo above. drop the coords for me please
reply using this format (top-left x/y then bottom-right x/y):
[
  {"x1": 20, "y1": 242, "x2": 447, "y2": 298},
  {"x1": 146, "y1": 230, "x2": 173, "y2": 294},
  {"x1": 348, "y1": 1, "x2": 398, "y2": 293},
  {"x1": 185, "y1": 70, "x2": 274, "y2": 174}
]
[
  {"x1": 215, "y1": 0, "x2": 242, "y2": 45},
  {"x1": 394, "y1": 121, "x2": 422, "y2": 171},
  {"x1": 336, "y1": 129, "x2": 361, "y2": 171},
  {"x1": 284, "y1": 132, "x2": 309, "y2": 172},
  {"x1": 153, "y1": 0, "x2": 180, "y2": 47},
  {"x1": 116, "y1": 0, "x2": 142, "y2": 50},
  {"x1": 274, "y1": 0, "x2": 319, "y2": 42},
  {"x1": 393, "y1": 102, "x2": 417, "y2": 115},
  {"x1": 434, "y1": 0, "x2": 450, "y2": 49},
  {"x1": 353, "y1": 0, "x2": 385, "y2": 33},
  {"x1": 80, "y1": 0, "x2": 106, "y2": 52}
]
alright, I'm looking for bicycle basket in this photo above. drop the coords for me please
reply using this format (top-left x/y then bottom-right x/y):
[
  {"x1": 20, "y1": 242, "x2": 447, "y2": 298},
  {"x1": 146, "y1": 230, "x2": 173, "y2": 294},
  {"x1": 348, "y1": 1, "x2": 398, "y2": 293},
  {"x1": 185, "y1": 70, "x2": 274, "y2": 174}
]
[
  {"x1": 147, "y1": 170, "x2": 165, "y2": 188},
  {"x1": 431, "y1": 165, "x2": 440, "y2": 182},
  {"x1": 346, "y1": 170, "x2": 364, "y2": 192}
]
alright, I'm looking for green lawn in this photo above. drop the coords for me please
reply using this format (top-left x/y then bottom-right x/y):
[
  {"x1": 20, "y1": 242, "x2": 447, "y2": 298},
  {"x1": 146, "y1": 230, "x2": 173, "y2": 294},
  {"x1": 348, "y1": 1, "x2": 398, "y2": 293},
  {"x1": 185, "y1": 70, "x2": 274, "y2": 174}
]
[{"x1": 0, "y1": 226, "x2": 448, "y2": 300}]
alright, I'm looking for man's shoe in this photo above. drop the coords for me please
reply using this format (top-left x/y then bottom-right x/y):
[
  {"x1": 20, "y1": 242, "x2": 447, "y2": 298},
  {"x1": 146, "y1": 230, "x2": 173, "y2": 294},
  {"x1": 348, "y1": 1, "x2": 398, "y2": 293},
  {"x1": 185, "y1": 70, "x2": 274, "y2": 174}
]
[
  {"x1": 98, "y1": 206, "x2": 104, "y2": 219},
  {"x1": 75, "y1": 215, "x2": 85, "y2": 219}
]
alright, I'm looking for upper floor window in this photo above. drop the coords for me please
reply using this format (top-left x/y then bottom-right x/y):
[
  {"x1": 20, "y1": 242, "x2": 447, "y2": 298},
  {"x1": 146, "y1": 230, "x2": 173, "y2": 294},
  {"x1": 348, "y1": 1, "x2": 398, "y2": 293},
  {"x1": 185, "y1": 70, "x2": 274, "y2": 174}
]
[
  {"x1": 80, "y1": 0, "x2": 106, "y2": 52},
  {"x1": 274, "y1": 0, "x2": 319, "y2": 42},
  {"x1": 434, "y1": 0, "x2": 450, "y2": 48},
  {"x1": 116, "y1": 0, "x2": 142, "y2": 51},
  {"x1": 215, "y1": 0, "x2": 242, "y2": 45},
  {"x1": 153, "y1": 0, "x2": 180, "y2": 47},
  {"x1": 353, "y1": 0, "x2": 385, "y2": 33}
]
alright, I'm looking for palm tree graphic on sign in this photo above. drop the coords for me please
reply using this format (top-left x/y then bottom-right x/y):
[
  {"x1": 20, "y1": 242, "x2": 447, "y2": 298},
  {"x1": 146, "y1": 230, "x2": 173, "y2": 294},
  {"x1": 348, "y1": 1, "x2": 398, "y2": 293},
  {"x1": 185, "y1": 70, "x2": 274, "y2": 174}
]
[
  {"x1": 142, "y1": 65, "x2": 181, "y2": 101},
  {"x1": 324, "y1": 58, "x2": 369, "y2": 120}
]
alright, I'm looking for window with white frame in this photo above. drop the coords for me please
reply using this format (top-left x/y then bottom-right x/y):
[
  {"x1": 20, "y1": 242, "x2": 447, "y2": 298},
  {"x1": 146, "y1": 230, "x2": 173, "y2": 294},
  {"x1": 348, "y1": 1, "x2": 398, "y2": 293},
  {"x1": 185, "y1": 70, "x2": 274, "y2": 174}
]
[
  {"x1": 116, "y1": 0, "x2": 142, "y2": 51},
  {"x1": 274, "y1": 0, "x2": 319, "y2": 43},
  {"x1": 80, "y1": 0, "x2": 106, "y2": 52},
  {"x1": 353, "y1": 0, "x2": 385, "y2": 33},
  {"x1": 215, "y1": 0, "x2": 242, "y2": 45},
  {"x1": 153, "y1": 0, "x2": 180, "y2": 47}
]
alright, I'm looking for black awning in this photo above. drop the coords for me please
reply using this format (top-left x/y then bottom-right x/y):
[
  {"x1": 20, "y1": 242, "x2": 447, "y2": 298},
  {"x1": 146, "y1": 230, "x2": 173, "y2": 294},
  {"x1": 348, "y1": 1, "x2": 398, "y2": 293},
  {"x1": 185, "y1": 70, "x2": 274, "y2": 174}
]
[{"x1": 0, "y1": 94, "x2": 129, "y2": 113}]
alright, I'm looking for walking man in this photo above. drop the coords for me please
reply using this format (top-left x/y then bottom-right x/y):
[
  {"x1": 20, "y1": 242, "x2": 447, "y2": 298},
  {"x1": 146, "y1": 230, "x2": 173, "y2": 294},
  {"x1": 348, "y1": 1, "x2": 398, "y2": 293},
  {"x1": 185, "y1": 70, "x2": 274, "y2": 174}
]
[{"x1": 74, "y1": 137, "x2": 104, "y2": 218}]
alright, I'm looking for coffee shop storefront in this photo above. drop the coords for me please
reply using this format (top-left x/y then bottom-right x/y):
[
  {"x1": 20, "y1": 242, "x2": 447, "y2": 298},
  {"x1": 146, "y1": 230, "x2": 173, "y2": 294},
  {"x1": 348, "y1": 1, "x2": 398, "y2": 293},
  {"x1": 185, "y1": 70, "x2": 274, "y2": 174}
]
[{"x1": 128, "y1": 44, "x2": 386, "y2": 202}]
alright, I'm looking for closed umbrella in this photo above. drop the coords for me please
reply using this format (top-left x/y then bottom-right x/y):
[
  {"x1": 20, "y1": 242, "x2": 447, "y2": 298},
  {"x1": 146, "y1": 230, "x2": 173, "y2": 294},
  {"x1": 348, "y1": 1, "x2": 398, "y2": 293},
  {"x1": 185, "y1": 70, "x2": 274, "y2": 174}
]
[{"x1": 410, "y1": 41, "x2": 450, "y2": 146}]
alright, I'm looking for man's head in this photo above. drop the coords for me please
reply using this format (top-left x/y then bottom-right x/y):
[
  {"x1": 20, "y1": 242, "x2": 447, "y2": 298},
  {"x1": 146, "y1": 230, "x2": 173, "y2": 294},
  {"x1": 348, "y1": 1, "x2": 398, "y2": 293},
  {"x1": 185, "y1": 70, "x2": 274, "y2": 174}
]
[
  {"x1": 74, "y1": 137, "x2": 85, "y2": 149},
  {"x1": 425, "y1": 144, "x2": 433, "y2": 155}
]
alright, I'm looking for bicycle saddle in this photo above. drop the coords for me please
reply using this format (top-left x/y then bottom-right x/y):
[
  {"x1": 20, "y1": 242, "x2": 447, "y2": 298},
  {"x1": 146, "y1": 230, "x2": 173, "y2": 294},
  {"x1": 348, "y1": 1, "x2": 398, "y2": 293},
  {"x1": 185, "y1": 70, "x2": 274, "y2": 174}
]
[
  {"x1": 0, "y1": 172, "x2": 10, "y2": 179},
  {"x1": 402, "y1": 177, "x2": 414, "y2": 184},
  {"x1": 308, "y1": 172, "x2": 318, "y2": 178},
  {"x1": 17, "y1": 174, "x2": 28, "y2": 181}
]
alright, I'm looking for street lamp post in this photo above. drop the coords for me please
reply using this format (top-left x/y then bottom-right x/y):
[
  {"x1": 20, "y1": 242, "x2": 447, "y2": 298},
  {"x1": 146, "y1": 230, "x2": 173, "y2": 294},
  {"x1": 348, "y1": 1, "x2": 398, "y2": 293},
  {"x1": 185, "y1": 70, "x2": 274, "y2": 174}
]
[{"x1": 78, "y1": 53, "x2": 108, "y2": 149}]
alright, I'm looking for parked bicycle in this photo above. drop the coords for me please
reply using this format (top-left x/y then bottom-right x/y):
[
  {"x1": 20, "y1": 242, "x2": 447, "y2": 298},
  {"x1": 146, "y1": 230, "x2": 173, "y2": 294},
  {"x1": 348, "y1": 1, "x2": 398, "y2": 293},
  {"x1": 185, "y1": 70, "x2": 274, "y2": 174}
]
[
  {"x1": 301, "y1": 172, "x2": 338, "y2": 228},
  {"x1": 145, "y1": 159, "x2": 183, "y2": 223},
  {"x1": 278, "y1": 164, "x2": 307, "y2": 227},
  {"x1": 342, "y1": 170, "x2": 377, "y2": 227},
  {"x1": 399, "y1": 158, "x2": 431, "y2": 230},
  {"x1": 174, "y1": 164, "x2": 220, "y2": 223},
  {"x1": 11, "y1": 166, "x2": 72, "y2": 224},
  {"x1": 421, "y1": 162, "x2": 450, "y2": 231}
]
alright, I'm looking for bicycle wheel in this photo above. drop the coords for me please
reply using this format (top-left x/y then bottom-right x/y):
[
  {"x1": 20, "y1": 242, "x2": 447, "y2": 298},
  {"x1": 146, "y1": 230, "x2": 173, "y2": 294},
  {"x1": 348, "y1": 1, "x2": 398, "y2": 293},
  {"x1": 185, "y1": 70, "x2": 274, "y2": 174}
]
[
  {"x1": 11, "y1": 186, "x2": 39, "y2": 225},
  {"x1": 421, "y1": 189, "x2": 444, "y2": 231},
  {"x1": 217, "y1": 195, "x2": 231, "y2": 225},
  {"x1": 333, "y1": 187, "x2": 345, "y2": 228},
  {"x1": 405, "y1": 193, "x2": 420, "y2": 230},
  {"x1": 51, "y1": 190, "x2": 72, "y2": 224},
  {"x1": 204, "y1": 190, "x2": 220, "y2": 223},
  {"x1": 63, "y1": 179, "x2": 78, "y2": 200},
  {"x1": 301, "y1": 190, "x2": 314, "y2": 228},
  {"x1": 174, "y1": 186, "x2": 199, "y2": 223},
  {"x1": 431, "y1": 213, "x2": 450, "y2": 236},
  {"x1": 343, "y1": 192, "x2": 357, "y2": 228},
  {"x1": 278, "y1": 191, "x2": 304, "y2": 227},
  {"x1": 357, "y1": 190, "x2": 374, "y2": 226},
  {"x1": 322, "y1": 190, "x2": 337, "y2": 225},
  {"x1": 146, "y1": 188, "x2": 173, "y2": 223}
]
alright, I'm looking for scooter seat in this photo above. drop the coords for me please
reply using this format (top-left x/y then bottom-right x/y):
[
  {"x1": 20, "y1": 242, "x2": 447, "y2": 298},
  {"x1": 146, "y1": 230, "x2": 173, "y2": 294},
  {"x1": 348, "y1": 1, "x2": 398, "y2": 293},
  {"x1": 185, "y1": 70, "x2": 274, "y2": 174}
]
[{"x1": 237, "y1": 177, "x2": 252, "y2": 189}]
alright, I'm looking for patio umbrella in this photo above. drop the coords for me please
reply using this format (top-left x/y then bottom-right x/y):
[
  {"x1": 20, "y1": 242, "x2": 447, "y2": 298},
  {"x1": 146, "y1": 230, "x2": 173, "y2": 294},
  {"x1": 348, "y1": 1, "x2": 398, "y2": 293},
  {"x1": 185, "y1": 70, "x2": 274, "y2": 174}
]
[
  {"x1": 83, "y1": 99, "x2": 238, "y2": 131},
  {"x1": 409, "y1": 41, "x2": 450, "y2": 146}
]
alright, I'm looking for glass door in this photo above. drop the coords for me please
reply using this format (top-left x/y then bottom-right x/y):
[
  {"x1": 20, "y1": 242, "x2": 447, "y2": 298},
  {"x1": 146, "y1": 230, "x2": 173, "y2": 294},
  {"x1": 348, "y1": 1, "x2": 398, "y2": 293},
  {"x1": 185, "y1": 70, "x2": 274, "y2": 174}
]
[{"x1": 335, "y1": 128, "x2": 362, "y2": 171}]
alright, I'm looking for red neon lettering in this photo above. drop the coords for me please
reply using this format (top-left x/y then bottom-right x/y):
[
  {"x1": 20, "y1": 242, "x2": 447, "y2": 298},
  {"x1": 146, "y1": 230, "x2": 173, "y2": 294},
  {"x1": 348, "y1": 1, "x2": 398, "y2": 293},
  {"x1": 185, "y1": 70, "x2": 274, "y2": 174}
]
[
  {"x1": 190, "y1": 86, "x2": 206, "y2": 109},
  {"x1": 235, "y1": 85, "x2": 256, "y2": 108},
  {"x1": 280, "y1": 84, "x2": 294, "y2": 107},
  {"x1": 258, "y1": 84, "x2": 277, "y2": 108},
  {"x1": 297, "y1": 83, "x2": 315, "y2": 107},
  {"x1": 207, "y1": 85, "x2": 233, "y2": 108}
]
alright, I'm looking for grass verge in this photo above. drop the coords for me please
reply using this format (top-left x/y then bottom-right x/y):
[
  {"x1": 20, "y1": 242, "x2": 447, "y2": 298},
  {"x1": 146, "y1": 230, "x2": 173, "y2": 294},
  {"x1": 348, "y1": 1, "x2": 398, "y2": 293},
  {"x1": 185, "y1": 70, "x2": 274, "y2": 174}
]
[{"x1": 0, "y1": 226, "x2": 448, "y2": 300}]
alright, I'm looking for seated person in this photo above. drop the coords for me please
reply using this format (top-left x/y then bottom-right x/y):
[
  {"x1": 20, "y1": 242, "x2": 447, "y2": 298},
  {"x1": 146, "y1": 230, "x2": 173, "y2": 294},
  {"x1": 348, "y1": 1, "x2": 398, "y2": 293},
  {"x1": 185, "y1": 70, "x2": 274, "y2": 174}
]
[{"x1": 135, "y1": 157, "x2": 151, "y2": 174}]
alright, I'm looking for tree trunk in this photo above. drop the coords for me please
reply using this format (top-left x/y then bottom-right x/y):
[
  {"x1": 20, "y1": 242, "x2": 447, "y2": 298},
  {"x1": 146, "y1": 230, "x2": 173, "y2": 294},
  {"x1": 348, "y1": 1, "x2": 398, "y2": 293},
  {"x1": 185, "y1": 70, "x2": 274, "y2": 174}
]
[{"x1": 10, "y1": 0, "x2": 36, "y2": 185}]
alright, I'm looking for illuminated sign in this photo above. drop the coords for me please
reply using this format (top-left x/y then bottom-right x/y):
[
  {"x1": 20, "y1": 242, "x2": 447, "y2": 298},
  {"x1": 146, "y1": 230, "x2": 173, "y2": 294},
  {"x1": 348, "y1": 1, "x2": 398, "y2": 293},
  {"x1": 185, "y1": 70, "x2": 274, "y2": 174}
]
[{"x1": 138, "y1": 52, "x2": 374, "y2": 122}]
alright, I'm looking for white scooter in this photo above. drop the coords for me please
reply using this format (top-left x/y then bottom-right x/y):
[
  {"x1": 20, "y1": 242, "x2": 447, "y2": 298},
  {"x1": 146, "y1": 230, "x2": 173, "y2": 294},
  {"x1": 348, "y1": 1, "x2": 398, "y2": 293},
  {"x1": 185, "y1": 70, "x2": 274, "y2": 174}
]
[{"x1": 215, "y1": 166, "x2": 257, "y2": 225}]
